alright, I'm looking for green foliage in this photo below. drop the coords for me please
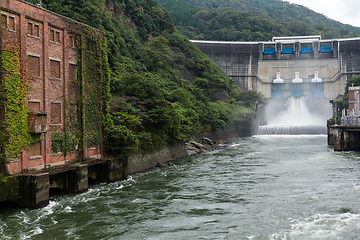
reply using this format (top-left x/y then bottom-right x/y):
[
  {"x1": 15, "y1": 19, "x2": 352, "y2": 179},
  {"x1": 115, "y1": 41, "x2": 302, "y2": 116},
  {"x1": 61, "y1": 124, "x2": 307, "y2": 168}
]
[
  {"x1": 1, "y1": 47, "x2": 29, "y2": 160},
  {"x1": 83, "y1": 30, "x2": 109, "y2": 148},
  {"x1": 104, "y1": 125, "x2": 139, "y2": 158},
  {"x1": 231, "y1": 90, "x2": 262, "y2": 107},
  {"x1": 0, "y1": 32, "x2": 5, "y2": 164},
  {"x1": 158, "y1": 0, "x2": 360, "y2": 41},
  {"x1": 50, "y1": 127, "x2": 79, "y2": 156},
  {"x1": 26, "y1": 0, "x2": 259, "y2": 158}
]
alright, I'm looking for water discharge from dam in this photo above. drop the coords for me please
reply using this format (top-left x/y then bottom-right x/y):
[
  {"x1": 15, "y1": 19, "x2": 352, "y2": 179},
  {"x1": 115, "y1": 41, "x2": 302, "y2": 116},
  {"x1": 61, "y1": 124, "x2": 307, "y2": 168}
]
[{"x1": 258, "y1": 97, "x2": 333, "y2": 135}]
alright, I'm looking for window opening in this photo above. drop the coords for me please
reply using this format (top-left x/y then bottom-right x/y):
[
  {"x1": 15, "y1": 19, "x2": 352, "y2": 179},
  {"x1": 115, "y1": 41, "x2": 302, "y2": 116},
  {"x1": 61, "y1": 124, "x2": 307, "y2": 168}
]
[
  {"x1": 8, "y1": 16, "x2": 15, "y2": 31},
  {"x1": 50, "y1": 29, "x2": 55, "y2": 41},
  {"x1": 50, "y1": 103, "x2": 61, "y2": 124},
  {"x1": 27, "y1": 56, "x2": 40, "y2": 77},
  {"x1": 50, "y1": 60, "x2": 60, "y2": 79}
]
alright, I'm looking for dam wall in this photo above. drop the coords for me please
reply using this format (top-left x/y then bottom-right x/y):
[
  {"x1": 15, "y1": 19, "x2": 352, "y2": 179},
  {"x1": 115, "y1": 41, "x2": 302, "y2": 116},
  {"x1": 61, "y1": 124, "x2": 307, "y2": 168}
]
[{"x1": 192, "y1": 37, "x2": 360, "y2": 100}]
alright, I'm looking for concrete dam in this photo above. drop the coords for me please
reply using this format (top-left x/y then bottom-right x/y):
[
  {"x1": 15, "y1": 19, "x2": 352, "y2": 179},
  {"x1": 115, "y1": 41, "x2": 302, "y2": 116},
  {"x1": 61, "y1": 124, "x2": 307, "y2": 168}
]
[{"x1": 192, "y1": 36, "x2": 360, "y2": 134}]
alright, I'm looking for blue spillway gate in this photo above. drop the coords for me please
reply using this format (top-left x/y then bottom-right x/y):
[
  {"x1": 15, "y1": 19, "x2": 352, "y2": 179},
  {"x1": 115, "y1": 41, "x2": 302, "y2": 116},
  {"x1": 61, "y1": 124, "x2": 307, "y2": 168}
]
[
  {"x1": 292, "y1": 83, "x2": 303, "y2": 97},
  {"x1": 271, "y1": 83, "x2": 284, "y2": 98},
  {"x1": 281, "y1": 48, "x2": 294, "y2": 54},
  {"x1": 311, "y1": 82, "x2": 323, "y2": 98},
  {"x1": 300, "y1": 47, "x2": 313, "y2": 54}
]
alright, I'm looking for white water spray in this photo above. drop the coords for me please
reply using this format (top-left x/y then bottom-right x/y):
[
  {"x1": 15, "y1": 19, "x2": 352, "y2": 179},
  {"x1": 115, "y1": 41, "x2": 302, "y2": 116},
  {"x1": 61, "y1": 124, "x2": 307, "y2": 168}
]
[{"x1": 258, "y1": 97, "x2": 332, "y2": 135}]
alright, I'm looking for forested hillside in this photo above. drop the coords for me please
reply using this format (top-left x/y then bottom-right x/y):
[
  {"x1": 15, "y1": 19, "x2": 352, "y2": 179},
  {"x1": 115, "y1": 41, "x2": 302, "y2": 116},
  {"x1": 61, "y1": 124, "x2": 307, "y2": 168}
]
[
  {"x1": 24, "y1": 0, "x2": 258, "y2": 157},
  {"x1": 158, "y1": 0, "x2": 360, "y2": 41}
]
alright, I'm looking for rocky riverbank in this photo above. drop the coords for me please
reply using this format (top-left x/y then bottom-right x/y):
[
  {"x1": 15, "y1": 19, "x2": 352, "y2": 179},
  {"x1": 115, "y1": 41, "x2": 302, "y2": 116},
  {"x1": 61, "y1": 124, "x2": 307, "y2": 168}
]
[{"x1": 184, "y1": 137, "x2": 226, "y2": 155}]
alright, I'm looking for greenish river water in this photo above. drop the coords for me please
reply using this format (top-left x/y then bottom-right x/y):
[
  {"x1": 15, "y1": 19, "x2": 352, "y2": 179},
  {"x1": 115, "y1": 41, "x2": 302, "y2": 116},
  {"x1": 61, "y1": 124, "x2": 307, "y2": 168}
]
[{"x1": 1, "y1": 135, "x2": 360, "y2": 239}]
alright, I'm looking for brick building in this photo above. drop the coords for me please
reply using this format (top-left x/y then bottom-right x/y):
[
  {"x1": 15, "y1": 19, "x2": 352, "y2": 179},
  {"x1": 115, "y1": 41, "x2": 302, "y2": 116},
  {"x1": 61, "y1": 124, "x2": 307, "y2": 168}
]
[
  {"x1": 1, "y1": 0, "x2": 108, "y2": 174},
  {"x1": 348, "y1": 86, "x2": 360, "y2": 114}
]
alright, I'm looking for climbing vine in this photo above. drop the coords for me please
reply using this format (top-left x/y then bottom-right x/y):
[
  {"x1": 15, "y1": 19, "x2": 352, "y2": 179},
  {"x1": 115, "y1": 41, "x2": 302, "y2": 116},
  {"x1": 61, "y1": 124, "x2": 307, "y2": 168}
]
[
  {"x1": 82, "y1": 27, "x2": 111, "y2": 151},
  {"x1": 1, "y1": 42, "x2": 29, "y2": 160},
  {"x1": 0, "y1": 30, "x2": 6, "y2": 165},
  {"x1": 50, "y1": 124, "x2": 79, "y2": 156},
  {"x1": 50, "y1": 26, "x2": 111, "y2": 158}
]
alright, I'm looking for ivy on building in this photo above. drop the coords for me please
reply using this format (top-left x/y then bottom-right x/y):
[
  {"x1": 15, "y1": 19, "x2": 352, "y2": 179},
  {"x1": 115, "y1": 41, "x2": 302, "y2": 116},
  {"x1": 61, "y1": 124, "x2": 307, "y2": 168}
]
[
  {"x1": 50, "y1": 26, "x2": 111, "y2": 158},
  {"x1": 0, "y1": 39, "x2": 29, "y2": 161}
]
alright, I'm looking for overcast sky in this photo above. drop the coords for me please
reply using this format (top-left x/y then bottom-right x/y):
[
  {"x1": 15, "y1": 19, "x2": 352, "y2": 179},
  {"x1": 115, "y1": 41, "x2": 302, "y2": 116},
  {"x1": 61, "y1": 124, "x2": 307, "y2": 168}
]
[{"x1": 285, "y1": 0, "x2": 360, "y2": 27}]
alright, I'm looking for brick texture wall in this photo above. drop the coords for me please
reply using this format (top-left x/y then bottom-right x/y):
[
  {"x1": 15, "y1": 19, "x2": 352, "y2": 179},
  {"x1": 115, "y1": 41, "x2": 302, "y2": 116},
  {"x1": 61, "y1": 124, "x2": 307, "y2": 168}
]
[{"x1": 1, "y1": 0, "x2": 103, "y2": 173}]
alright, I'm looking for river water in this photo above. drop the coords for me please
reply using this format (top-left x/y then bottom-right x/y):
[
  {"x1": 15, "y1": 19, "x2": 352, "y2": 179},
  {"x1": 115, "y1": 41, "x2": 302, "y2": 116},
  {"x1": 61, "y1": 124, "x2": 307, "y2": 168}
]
[{"x1": 1, "y1": 135, "x2": 360, "y2": 239}]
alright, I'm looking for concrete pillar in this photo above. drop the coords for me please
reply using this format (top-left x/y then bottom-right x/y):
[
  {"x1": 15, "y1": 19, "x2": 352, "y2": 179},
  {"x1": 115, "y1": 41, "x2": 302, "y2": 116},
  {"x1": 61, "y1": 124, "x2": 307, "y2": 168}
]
[
  {"x1": 348, "y1": 131, "x2": 360, "y2": 150},
  {"x1": 48, "y1": 164, "x2": 88, "y2": 194},
  {"x1": 276, "y1": 42, "x2": 281, "y2": 60},
  {"x1": 20, "y1": 173, "x2": 49, "y2": 209},
  {"x1": 295, "y1": 41, "x2": 300, "y2": 59},
  {"x1": 258, "y1": 43, "x2": 263, "y2": 60},
  {"x1": 333, "y1": 127, "x2": 360, "y2": 151},
  {"x1": 313, "y1": 41, "x2": 319, "y2": 59},
  {"x1": 0, "y1": 176, "x2": 20, "y2": 205},
  {"x1": 332, "y1": 40, "x2": 338, "y2": 58},
  {"x1": 69, "y1": 164, "x2": 88, "y2": 193},
  {"x1": 333, "y1": 128, "x2": 344, "y2": 151},
  {"x1": 327, "y1": 127, "x2": 335, "y2": 145},
  {"x1": 87, "y1": 158, "x2": 126, "y2": 183},
  {"x1": 106, "y1": 158, "x2": 127, "y2": 183}
]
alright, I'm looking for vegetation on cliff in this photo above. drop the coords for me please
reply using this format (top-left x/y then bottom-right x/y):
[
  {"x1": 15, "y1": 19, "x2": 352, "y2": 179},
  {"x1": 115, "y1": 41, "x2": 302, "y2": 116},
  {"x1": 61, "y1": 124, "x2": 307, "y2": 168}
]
[
  {"x1": 23, "y1": 0, "x2": 259, "y2": 158},
  {"x1": 158, "y1": 0, "x2": 360, "y2": 41}
]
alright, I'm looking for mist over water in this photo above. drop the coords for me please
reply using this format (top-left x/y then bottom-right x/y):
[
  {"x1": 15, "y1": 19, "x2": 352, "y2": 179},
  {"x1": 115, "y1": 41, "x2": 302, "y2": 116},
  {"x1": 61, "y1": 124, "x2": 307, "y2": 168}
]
[{"x1": 258, "y1": 97, "x2": 332, "y2": 135}]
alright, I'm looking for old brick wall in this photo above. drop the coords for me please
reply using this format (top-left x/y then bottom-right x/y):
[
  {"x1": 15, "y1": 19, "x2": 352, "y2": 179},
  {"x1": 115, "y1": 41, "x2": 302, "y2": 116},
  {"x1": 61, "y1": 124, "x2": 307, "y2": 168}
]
[{"x1": 1, "y1": 0, "x2": 103, "y2": 173}]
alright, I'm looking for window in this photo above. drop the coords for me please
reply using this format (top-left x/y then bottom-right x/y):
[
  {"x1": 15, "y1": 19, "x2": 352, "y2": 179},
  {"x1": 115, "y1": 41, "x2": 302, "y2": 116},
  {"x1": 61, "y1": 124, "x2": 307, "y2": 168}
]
[
  {"x1": 50, "y1": 29, "x2": 61, "y2": 43},
  {"x1": 28, "y1": 22, "x2": 33, "y2": 35},
  {"x1": 50, "y1": 60, "x2": 60, "y2": 79},
  {"x1": 27, "y1": 21, "x2": 40, "y2": 37},
  {"x1": 28, "y1": 56, "x2": 40, "y2": 77},
  {"x1": 34, "y1": 24, "x2": 39, "y2": 37},
  {"x1": 28, "y1": 101, "x2": 40, "y2": 110},
  {"x1": 55, "y1": 31, "x2": 60, "y2": 43},
  {"x1": 50, "y1": 29, "x2": 54, "y2": 41},
  {"x1": 50, "y1": 102, "x2": 61, "y2": 124},
  {"x1": 8, "y1": 16, "x2": 15, "y2": 31},
  {"x1": 69, "y1": 64, "x2": 77, "y2": 102},
  {"x1": 69, "y1": 35, "x2": 74, "y2": 47},
  {"x1": 29, "y1": 142, "x2": 41, "y2": 157},
  {"x1": 69, "y1": 64, "x2": 77, "y2": 81}
]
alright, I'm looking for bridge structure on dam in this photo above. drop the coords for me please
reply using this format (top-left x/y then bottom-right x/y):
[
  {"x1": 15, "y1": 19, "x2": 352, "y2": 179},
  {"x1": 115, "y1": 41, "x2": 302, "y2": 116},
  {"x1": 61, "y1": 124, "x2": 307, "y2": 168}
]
[{"x1": 192, "y1": 35, "x2": 360, "y2": 100}]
